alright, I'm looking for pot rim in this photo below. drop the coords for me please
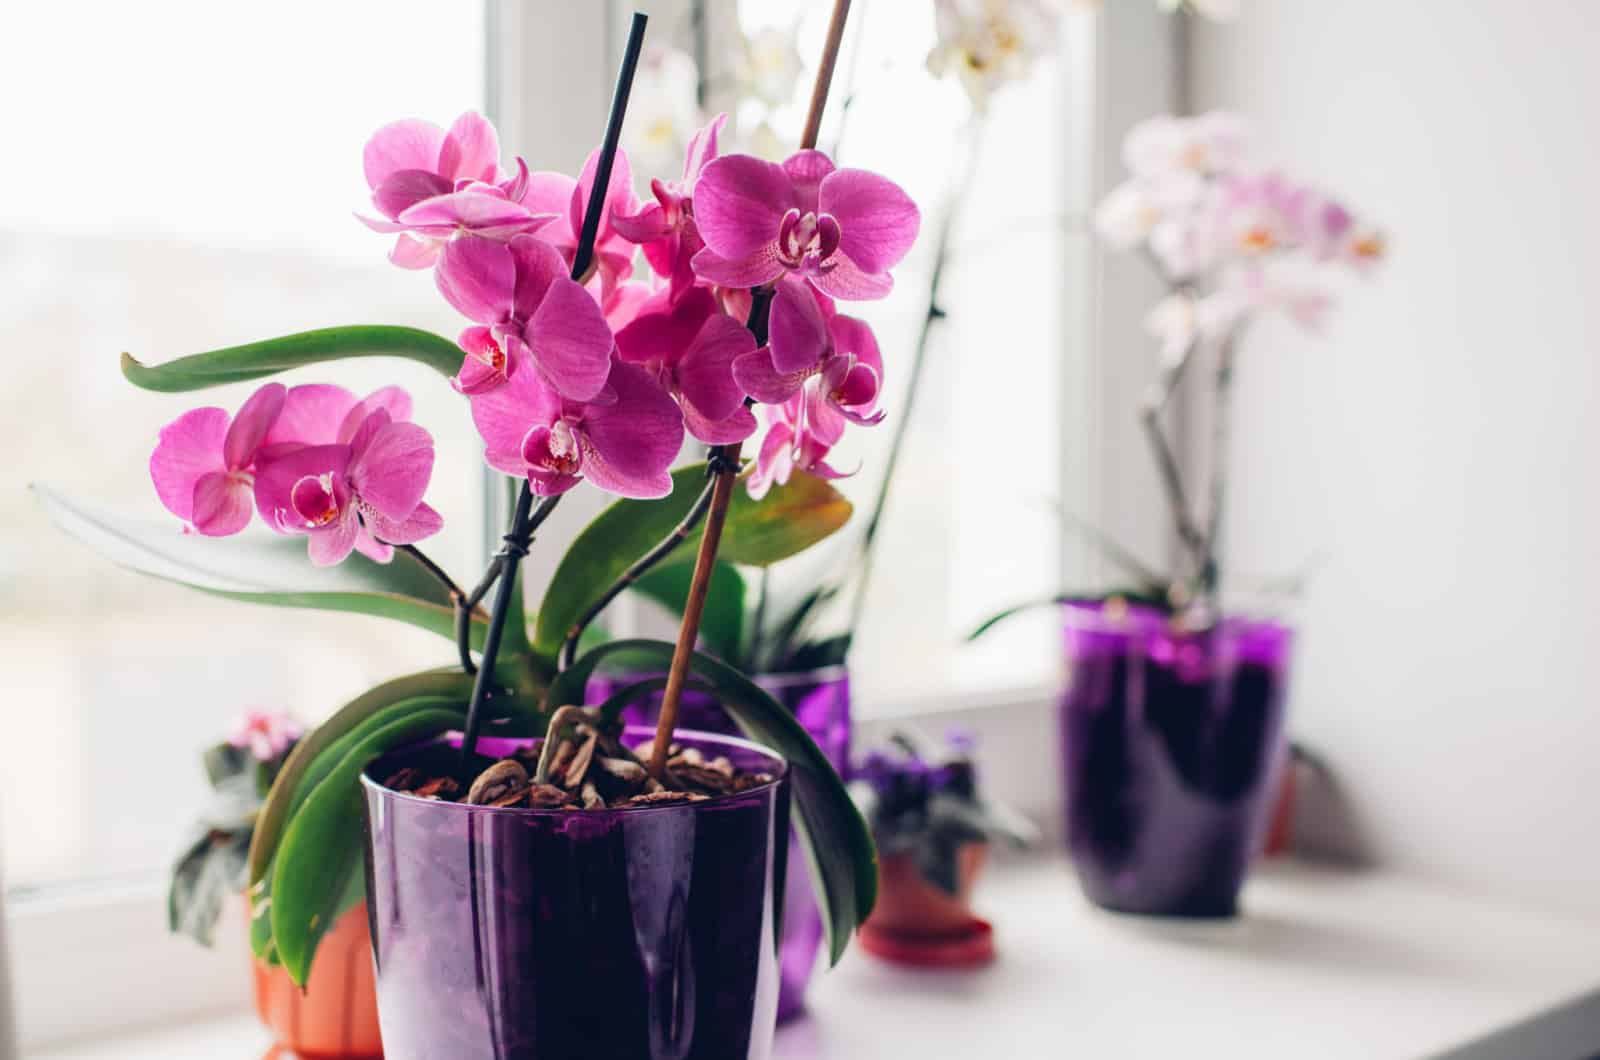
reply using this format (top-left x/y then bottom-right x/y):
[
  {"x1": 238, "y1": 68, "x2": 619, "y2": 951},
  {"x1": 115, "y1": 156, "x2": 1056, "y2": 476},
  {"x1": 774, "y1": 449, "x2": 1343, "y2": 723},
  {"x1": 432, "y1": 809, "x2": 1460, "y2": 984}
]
[{"x1": 360, "y1": 724, "x2": 790, "y2": 817}]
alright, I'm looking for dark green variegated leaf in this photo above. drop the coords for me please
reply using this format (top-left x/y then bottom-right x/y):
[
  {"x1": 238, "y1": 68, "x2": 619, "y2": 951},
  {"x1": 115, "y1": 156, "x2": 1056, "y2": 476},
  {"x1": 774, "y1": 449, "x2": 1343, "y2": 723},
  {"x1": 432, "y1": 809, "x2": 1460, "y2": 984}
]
[
  {"x1": 34, "y1": 484, "x2": 485, "y2": 647},
  {"x1": 553, "y1": 639, "x2": 876, "y2": 966},
  {"x1": 633, "y1": 561, "x2": 746, "y2": 662},
  {"x1": 272, "y1": 706, "x2": 465, "y2": 985},
  {"x1": 120, "y1": 325, "x2": 462, "y2": 392},
  {"x1": 533, "y1": 466, "x2": 851, "y2": 658}
]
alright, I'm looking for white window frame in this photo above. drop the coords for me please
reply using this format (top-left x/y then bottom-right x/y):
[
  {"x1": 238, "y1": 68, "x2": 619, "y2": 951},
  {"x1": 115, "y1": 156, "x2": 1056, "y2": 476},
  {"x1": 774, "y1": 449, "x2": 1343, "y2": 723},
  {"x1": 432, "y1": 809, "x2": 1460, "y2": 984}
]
[{"x1": 2, "y1": 2, "x2": 1181, "y2": 1051}]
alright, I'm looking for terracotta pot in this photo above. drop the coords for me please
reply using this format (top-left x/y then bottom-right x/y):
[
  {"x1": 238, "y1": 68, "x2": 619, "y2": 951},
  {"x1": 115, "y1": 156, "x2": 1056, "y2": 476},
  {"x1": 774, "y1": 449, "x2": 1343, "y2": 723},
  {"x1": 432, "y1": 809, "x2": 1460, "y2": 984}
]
[
  {"x1": 252, "y1": 901, "x2": 382, "y2": 1058},
  {"x1": 868, "y1": 842, "x2": 989, "y2": 938}
]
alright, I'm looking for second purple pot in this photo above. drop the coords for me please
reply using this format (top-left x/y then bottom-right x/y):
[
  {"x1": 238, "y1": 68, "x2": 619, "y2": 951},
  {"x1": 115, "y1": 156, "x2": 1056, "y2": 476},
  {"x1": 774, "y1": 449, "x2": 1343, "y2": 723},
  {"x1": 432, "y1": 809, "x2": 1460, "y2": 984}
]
[
  {"x1": 362, "y1": 727, "x2": 789, "y2": 1060},
  {"x1": 1061, "y1": 602, "x2": 1291, "y2": 918},
  {"x1": 592, "y1": 666, "x2": 850, "y2": 1024}
]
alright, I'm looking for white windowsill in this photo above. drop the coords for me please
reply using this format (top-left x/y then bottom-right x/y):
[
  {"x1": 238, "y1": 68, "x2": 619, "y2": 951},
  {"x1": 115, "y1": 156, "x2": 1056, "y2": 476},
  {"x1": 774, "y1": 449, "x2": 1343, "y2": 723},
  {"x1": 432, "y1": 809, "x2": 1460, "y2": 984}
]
[{"x1": 33, "y1": 855, "x2": 1600, "y2": 1060}]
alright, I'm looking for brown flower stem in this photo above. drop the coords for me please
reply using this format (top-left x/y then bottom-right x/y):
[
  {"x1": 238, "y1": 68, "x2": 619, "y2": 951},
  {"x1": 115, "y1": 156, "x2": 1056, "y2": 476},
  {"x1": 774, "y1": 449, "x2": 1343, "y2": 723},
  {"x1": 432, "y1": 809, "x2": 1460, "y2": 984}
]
[
  {"x1": 647, "y1": 0, "x2": 854, "y2": 780},
  {"x1": 459, "y1": 11, "x2": 650, "y2": 763},
  {"x1": 395, "y1": 543, "x2": 471, "y2": 608}
]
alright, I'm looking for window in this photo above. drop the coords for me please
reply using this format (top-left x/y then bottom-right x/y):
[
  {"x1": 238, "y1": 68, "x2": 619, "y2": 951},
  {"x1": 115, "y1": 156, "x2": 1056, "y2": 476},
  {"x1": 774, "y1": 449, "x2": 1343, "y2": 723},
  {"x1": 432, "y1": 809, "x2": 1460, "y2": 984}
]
[{"x1": 1, "y1": 1, "x2": 486, "y2": 893}]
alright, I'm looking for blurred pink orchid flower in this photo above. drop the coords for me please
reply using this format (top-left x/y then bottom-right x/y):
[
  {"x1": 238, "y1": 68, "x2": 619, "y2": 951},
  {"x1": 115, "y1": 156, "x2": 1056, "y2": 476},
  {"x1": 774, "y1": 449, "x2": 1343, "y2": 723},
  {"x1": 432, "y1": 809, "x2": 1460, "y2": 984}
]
[
  {"x1": 359, "y1": 112, "x2": 554, "y2": 269},
  {"x1": 469, "y1": 355, "x2": 684, "y2": 499},
  {"x1": 612, "y1": 114, "x2": 726, "y2": 302},
  {"x1": 692, "y1": 148, "x2": 920, "y2": 301},
  {"x1": 254, "y1": 408, "x2": 443, "y2": 566},
  {"x1": 435, "y1": 234, "x2": 615, "y2": 402},
  {"x1": 150, "y1": 383, "x2": 286, "y2": 537},
  {"x1": 228, "y1": 709, "x2": 303, "y2": 763},
  {"x1": 614, "y1": 286, "x2": 758, "y2": 444},
  {"x1": 734, "y1": 278, "x2": 884, "y2": 426}
]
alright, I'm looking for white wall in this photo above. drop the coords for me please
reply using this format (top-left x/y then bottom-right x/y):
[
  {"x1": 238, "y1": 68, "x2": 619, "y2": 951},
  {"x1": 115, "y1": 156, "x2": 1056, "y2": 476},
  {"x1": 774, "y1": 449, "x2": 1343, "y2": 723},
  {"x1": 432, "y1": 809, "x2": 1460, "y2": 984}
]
[{"x1": 1191, "y1": 1, "x2": 1600, "y2": 913}]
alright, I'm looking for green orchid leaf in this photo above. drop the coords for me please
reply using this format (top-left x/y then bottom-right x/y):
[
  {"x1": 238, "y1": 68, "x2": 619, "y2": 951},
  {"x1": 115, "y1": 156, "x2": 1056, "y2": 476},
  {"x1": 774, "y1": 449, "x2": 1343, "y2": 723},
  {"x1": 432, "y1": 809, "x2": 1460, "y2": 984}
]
[
  {"x1": 34, "y1": 484, "x2": 484, "y2": 648},
  {"x1": 249, "y1": 671, "x2": 475, "y2": 885},
  {"x1": 555, "y1": 639, "x2": 877, "y2": 966},
  {"x1": 533, "y1": 466, "x2": 852, "y2": 658},
  {"x1": 633, "y1": 561, "x2": 746, "y2": 662},
  {"x1": 120, "y1": 325, "x2": 462, "y2": 392},
  {"x1": 272, "y1": 706, "x2": 465, "y2": 986}
]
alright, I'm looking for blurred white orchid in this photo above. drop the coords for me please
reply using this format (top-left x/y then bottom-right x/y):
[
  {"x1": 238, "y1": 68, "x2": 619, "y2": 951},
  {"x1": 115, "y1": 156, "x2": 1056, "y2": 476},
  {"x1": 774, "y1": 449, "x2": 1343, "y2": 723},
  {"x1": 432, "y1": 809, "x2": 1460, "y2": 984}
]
[
  {"x1": 623, "y1": 45, "x2": 703, "y2": 181},
  {"x1": 926, "y1": 0, "x2": 1063, "y2": 110},
  {"x1": 735, "y1": 25, "x2": 805, "y2": 110}
]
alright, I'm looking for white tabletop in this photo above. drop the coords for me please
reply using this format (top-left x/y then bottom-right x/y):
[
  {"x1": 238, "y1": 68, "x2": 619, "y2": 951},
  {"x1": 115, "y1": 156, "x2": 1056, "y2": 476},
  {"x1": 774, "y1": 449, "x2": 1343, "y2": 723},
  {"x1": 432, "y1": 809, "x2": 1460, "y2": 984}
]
[{"x1": 36, "y1": 856, "x2": 1600, "y2": 1060}]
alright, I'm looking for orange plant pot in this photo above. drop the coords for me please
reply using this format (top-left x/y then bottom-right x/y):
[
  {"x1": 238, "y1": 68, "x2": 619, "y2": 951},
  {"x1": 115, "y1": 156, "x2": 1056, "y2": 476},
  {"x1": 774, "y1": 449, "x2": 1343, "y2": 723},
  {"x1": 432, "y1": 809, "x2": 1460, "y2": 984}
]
[
  {"x1": 860, "y1": 842, "x2": 994, "y2": 966},
  {"x1": 252, "y1": 901, "x2": 383, "y2": 1058}
]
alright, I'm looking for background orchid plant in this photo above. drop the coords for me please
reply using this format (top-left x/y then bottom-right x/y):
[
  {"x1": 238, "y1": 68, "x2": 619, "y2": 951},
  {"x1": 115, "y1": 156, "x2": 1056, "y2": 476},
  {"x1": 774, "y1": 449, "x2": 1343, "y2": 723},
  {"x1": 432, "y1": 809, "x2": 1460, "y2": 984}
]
[
  {"x1": 42, "y1": 9, "x2": 918, "y2": 987},
  {"x1": 975, "y1": 109, "x2": 1383, "y2": 637}
]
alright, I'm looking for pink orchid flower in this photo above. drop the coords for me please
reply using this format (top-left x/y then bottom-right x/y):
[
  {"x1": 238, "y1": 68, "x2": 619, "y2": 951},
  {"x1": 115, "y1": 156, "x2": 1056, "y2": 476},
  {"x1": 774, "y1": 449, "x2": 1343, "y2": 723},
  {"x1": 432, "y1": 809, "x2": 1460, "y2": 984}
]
[
  {"x1": 150, "y1": 383, "x2": 285, "y2": 536},
  {"x1": 612, "y1": 114, "x2": 726, "y2": 302},
  {"x1": 470, "y1": 354, "x2": 684, "y2": 499},
  {"x1": 733, "y1": 277, "x2": 884, "y2": 425},
  {"x1": 692, "y1": 148, "x2": 920, "y2": 301},
  {"x1": 359, "y1": 111, "x2": 553, "y2": 269},
  {"x1": 516, "y1": 145, "x2": 639, "y2": 296},
  {"x1": 747, "y1": 386, "x2": 851, "y2": 500},
  {"x1": 227, "y1": 709, "x2": 303, "y2": 763},
  {"x1": 254, "y1": 408, "x2": 443, "y2": 566},
  {"x1": 614, "y1": 286, "x2": 758, "y2": 444},
  {"x1": 435, "y1": 234, "x2": 615, "y2": 402}
]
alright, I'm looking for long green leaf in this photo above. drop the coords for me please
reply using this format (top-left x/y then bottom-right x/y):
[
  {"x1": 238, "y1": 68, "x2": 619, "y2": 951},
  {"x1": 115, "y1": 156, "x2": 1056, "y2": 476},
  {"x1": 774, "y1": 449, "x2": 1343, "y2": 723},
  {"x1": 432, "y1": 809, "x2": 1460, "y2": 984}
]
[
  {"x1": 633, "y1": 561, "x2": 746, "y2": 661},
  {"x1": 552, "y1": 639, "x2": 877, "y2": 965},
  {"x1": 249, "y1": 671, "x2": 476, "y2": 884},
  {"x1": 120, "y1": 325, "x2": 462, "y2": 392},
  {"x1": 533, "y1": 466, "x2": 852, "y2": 657},
  {"x1": 965, "y1": 589, "x2": 1170, "y2": 641},
  {"x1": 272, "y1": 707, "x2": 465, "y2": 985},
  {"x1": 35, "y1": 484, "x2": 483, "y2": 647}
]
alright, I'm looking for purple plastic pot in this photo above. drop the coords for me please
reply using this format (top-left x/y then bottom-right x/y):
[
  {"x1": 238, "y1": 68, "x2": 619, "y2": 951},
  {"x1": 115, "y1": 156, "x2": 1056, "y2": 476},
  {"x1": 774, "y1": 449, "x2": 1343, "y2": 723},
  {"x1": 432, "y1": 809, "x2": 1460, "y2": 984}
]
[
  {"x1": 1060, "y1": 602, "x2": 1291, "y2": 917},
  {"x1": 361, "y1": 726, "x2": 789, "y2": 1060},
  {"x1": 592, "y1": 666, "x2": 850, "y2": 1024}
]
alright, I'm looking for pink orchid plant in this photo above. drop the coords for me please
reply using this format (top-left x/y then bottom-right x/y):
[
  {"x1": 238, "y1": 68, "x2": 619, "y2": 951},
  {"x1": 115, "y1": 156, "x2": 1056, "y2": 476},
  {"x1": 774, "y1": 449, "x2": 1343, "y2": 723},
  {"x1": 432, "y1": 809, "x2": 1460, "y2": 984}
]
[{"x1": 46, "y1": 45, "x2": 918, "y2": 984}]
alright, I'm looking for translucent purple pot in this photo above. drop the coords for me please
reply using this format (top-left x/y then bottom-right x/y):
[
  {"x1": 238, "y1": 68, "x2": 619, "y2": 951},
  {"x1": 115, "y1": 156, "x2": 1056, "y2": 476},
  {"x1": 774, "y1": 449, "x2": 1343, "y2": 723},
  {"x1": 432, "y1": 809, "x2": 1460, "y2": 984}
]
[
  {"x1": 591, "y1": 666, "x2": 850, "y2": 1024},
  {"x1": 361, "y1": 727, "x2": 789, "y2": 1060},
  {"x1": 1061, "y1": 602, "x2": 1291, "y2": 917}
]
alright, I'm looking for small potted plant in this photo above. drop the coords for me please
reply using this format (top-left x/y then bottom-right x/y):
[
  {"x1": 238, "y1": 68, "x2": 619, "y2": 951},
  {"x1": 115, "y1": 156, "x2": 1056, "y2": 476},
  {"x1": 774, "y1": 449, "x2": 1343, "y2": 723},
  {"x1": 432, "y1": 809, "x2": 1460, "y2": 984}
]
[
  {"x1": 972, "y1": 111, "x2": 1384, "y2": 917},
  {"x1": 43, "y1": 5, "x2": 919, "y2": 1055},
  {"x1": 852, "y1": 731, "x2": 1033, "y2": 966},
  {"x1": 170, "y1": 711, "x2": 383, "y2": 1059}
]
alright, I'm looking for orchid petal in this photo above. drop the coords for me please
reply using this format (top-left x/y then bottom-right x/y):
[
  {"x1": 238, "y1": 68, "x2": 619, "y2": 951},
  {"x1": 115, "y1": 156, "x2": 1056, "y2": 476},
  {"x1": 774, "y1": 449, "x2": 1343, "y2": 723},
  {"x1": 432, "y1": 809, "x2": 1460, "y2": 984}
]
[
  {"x1": 610, "y1": 200, "x2": 672, "y2": 245},
  {"x1": 253, "y1": 445, "x2": 351, "y2": 531},
  {"x1": 677, "y1": 310, "x2": 757, "y2": 421},
  {"x1": 221, "y1": 382, "x2": 285, "y2": 471},
  {"x1": 347, "y1": 417, "x2": 435, "y2": 522},
  {"x1": 265, "y1": 384, "x2": 358, "y2": 448},
  {"x1": 810, "y1": 252, "x2": 894, "y2": 300},
  {"x1": 190, "y1": 470, "x2": 254, "y2": 536},
  {"x1": 508, "y1": 235, "x2": 568, "y2": 319},
  {"x1": 691, "y1": 245, "x2": 784, "y2": 289},
  {"x1": 150, "y1": 407, "x2": 229, "y2": 522},
  {"x1": 388, "y1": 234, "x2": 440, "y2": 270},
  {"x1": 469, "y1": 351, "x2": 564, "y2": 471},
  {"x1": 526, "y1": 277, "x2": 615, "y2": 402},
  {"x1": 694, "y1": 154, "x2": 795, "y2": 259},
  {"x1": 768, "y1": 276, "x2": 830, "y2": 373},
  {"x1": 614, "y1": 287, "x2": 715, "y2": 366},
  {"x1": 579, "y1": 361, "x2": 684, "y2": 499},
  {"x1": 363, "y1": 500, "x2": 444, "y2": 547},
  {"x1": 307, "y1": 508, "x2": 360, "y2": 567},
  {"x1": 683, "y1": 402, "x2": 757, "y2": 445},
  {"x1": 442, "y1": 111, "x2": 500, "y2": 184},
  {"x1": 372, "y1": 170, "x2": 453, "y2": 221},
  {"x1": 436, "y1": 236, "x2": 516, "y2": 325},
  {"x1": 363, "y1": 119, "x2": 446, "y2": 189},
  {"x1": 820, "y1": 168, "x2": 920, "y2": 275},
  {"x1": 782, "y1": 150, "x2": 836, "y2": 214},
  {"x1": 732, "y1": 348, "x2": 808, "y2": 405}
]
